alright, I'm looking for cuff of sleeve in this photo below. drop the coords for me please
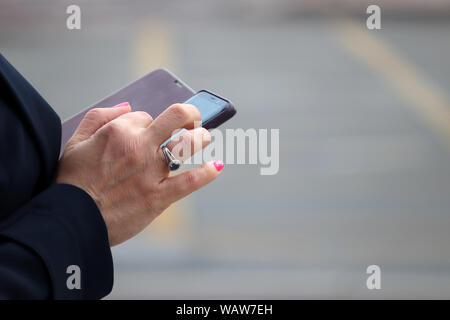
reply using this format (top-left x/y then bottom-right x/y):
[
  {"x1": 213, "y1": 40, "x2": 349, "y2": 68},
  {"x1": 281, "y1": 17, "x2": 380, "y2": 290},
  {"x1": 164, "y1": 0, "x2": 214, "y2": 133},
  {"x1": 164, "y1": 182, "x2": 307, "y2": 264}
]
[{"x1": 0, "y1": 184, "x2": 113, "y2": 299}]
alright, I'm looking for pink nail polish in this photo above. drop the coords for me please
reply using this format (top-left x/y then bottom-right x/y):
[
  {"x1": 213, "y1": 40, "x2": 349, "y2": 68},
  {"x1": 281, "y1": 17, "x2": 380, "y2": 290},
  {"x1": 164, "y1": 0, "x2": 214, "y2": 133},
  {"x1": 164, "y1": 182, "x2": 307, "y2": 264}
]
[
  {"x1": 213, "y1": 160, "x2": 224, "y2": 172},
  {"x1": 112, "y1": 102, "x2": 130, "y2": 108}
]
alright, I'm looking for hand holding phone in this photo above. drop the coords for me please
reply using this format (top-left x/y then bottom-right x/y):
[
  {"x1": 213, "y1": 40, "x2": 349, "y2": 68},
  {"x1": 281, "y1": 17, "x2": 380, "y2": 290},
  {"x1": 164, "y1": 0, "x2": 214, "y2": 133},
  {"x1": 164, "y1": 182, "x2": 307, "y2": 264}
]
[
  {"x1": 160, "y1": 90, "x2": 236, "y2": 170},
  {"x1": 61, "y1": 70, "x2": 236, "y2": 153}
]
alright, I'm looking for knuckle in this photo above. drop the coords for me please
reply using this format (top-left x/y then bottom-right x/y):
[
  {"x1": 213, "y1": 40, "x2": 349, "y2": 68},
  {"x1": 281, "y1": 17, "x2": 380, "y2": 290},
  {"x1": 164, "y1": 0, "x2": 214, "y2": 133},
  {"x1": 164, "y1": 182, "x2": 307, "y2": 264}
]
[
  {"x1": 184, "y1": 171, "x2": 198, "y2": 188},
  {"x1": 168, "y1": 104, "x2": 202, "y2": 125},
  {"x1": 185, "y1": 104, "x2": 202, "y2": 121},
  {"x1": 135, "y1": 111, "x2": 153, "y2": 122},
  {"x1": 85, "y1": 108, "x2": 103, "y2": 120},
  {"x1": 169, "y1": 103, "x2": 189, "y2": 120},
  {"x1": 99, "y1": 121, "x2": 129, "y2": 142},
  {"x1": 102, "y1": 121, "x2": 122, "y2": 136}
]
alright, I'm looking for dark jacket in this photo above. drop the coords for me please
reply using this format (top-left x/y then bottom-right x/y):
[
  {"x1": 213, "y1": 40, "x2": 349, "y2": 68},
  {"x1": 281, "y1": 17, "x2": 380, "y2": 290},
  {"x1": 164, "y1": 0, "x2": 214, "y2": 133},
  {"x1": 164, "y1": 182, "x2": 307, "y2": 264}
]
[{"x1": 0, "y1": 53, "x2": 113, "y2": 299}]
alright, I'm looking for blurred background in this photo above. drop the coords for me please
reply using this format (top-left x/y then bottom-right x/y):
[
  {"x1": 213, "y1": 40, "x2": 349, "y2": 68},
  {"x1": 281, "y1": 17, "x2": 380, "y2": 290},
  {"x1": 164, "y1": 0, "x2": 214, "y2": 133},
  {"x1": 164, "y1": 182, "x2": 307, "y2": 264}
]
[{"x1": 1, "y1": 0, "x2": 450, "y2": 298}]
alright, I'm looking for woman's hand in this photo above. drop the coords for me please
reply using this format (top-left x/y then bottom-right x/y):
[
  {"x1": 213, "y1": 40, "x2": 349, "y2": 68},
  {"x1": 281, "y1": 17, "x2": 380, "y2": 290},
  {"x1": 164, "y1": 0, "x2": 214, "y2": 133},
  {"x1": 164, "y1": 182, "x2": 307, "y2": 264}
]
[{"x1": 55, "y1": 102, "x2": 223, "y2": 246}]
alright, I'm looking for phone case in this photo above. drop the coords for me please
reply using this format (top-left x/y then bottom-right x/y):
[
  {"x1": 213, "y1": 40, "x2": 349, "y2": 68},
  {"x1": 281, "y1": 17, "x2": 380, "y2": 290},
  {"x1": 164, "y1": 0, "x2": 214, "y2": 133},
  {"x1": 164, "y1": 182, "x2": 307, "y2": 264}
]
[
  {"x1": 61, "y1": 69, "x2": 195, "y2": 153},
  {"x1": 198, "y1": 90, "x2": 237, "y2": 130}
]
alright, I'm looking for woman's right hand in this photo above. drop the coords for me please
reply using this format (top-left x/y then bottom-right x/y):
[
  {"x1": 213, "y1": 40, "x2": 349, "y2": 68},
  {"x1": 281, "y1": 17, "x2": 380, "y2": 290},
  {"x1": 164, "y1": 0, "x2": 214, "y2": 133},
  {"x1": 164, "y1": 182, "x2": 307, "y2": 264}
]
[{"x1": 55, "y1": 102, "x2": 224, "y2": 246}]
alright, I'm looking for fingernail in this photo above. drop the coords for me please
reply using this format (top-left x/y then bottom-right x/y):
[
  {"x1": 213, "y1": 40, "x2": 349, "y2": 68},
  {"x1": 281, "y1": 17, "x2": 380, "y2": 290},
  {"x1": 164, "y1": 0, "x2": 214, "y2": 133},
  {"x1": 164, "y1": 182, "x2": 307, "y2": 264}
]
[
  {"x1": 112, "y1": 102, "x2": 130, "y2": 108},
  {"x1": 213, "y1": 160, "x2": 224, "y2": 172}
]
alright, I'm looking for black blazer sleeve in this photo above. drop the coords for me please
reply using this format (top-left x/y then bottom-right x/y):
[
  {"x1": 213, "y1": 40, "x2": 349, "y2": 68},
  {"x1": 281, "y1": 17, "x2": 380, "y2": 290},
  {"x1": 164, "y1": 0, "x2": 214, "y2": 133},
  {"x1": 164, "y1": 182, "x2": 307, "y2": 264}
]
[{"x1": 0, "y1": 53, "x2": 113, "y2": 299}]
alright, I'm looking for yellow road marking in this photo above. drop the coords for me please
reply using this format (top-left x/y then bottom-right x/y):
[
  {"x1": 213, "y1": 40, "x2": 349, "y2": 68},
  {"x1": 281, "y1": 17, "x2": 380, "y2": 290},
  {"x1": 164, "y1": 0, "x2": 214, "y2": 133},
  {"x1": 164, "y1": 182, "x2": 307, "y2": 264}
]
[
  {"x1": 132, "y1": 19, "x2": 176, "y2": 78},
  {"x1": 132, "y1": 18, "x2": 190, "y2": 238},
  {"x1": 334, "y1": 19, "x2": 450, "y2": 151}
]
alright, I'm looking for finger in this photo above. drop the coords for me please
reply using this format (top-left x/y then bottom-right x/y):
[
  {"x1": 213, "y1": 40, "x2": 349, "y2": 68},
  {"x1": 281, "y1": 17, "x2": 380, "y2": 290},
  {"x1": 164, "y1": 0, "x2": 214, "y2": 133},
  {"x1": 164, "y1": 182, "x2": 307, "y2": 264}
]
[
  {"x1": 147, "y1": 104, "x2": 202, "y2": 146},
  {"x1": 165, "y1": 127, "x2": 211, "y2": 162},
  {"x1": 116, "y1": 111, "x2": 153, "y2": 128},
  {"x1": 160, "y1": 160, "x2": 224, "y2": 203},
  {"x1": 70, "y1": 102, "x2": 131, "y2": 144}
]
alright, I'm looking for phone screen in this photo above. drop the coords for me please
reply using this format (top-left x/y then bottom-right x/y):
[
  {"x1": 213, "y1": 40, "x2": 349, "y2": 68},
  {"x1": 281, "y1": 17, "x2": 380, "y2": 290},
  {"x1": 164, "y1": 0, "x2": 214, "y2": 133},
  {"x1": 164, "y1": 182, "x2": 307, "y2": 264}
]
[
  {"x1": 160, "y1": 91, "x2": 230, "y2": 148},
  {"x1": 183, "y1": 91, "x2": 228, "y2": 125}
]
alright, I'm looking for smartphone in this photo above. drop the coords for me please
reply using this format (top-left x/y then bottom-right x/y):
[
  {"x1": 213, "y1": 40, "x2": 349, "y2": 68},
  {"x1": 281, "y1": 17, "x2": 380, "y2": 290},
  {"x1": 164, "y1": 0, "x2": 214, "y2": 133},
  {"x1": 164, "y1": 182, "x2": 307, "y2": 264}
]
[
  {"x1": 61, "y1": 70, "x2": 236, "y2": 154},
  {"x1": 183, "y1": 90, "x2": 236, "y2": 130},
  {"x1": 159, "y1": 90, "x2": 236, "y2": 148},
  {"x1": 61, "y1": 69, "x2": 195, "y2": 153}
]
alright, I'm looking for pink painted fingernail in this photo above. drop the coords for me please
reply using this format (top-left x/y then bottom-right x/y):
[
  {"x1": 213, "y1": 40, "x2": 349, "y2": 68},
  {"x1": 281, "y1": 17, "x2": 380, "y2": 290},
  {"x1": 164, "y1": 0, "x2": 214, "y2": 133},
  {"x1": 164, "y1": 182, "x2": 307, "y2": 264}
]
[
  {"x1": 213, "y1": 160, "x2": 224, "y2": 172},
  {"x1": 112, "y1": 102, "x2": 130, "y2": 108}
]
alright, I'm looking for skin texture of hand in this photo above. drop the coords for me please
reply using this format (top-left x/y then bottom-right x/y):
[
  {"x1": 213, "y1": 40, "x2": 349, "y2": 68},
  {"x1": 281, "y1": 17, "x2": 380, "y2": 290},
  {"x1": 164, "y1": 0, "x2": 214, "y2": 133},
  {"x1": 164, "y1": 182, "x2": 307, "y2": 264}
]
[{"x1": 55, "y1": 102, "x2": 222, "y2": 246}]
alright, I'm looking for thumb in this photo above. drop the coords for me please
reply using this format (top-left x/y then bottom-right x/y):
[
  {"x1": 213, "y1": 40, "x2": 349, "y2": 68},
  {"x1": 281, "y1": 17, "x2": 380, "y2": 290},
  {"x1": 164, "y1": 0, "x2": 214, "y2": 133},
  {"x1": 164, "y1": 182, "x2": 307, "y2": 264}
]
[{"x1": 69, "y1": 102, "x2": 131, "y2": 144}]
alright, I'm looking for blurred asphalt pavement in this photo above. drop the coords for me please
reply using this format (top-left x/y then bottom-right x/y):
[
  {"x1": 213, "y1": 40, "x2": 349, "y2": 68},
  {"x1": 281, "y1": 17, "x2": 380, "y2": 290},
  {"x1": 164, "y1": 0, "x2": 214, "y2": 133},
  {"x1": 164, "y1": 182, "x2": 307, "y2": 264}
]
[{"x1": 1, "y1": 0, "x2": 450, "y2": 298}]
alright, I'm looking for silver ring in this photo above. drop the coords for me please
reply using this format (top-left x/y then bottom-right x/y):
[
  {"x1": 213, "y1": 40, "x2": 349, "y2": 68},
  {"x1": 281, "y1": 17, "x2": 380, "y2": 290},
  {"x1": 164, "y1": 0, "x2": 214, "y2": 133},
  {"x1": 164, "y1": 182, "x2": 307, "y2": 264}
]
[{"x1": 161, "y1": 146, "x2": 181, "y2": 171}]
